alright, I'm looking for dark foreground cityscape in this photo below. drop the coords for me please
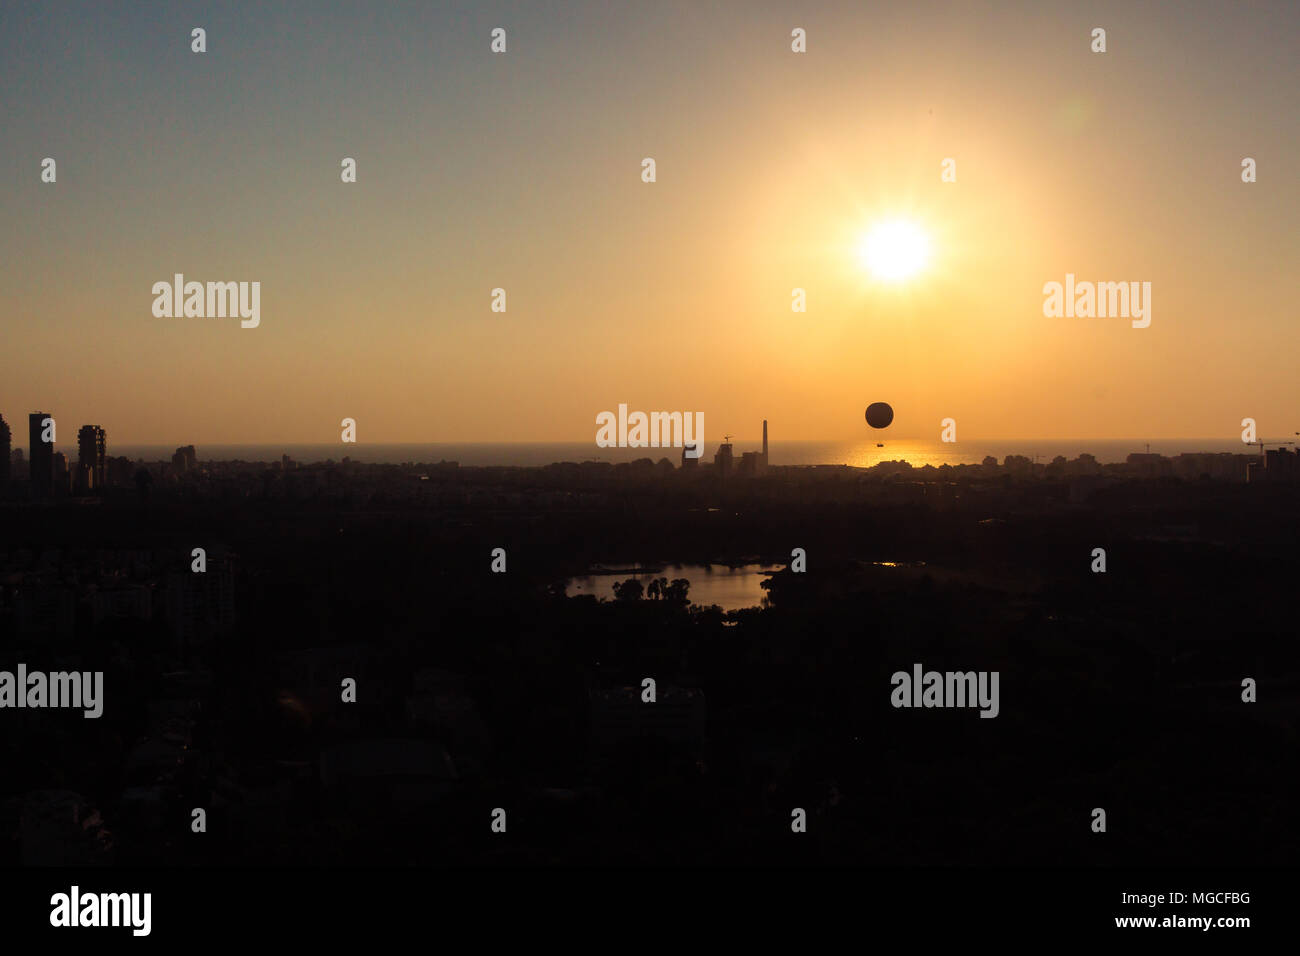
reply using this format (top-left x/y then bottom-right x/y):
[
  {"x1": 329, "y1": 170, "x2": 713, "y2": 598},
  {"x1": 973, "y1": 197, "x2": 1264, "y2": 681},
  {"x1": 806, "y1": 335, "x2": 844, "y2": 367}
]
[{"x1": 2, "y1": 416, "x2": 1296, "y2": 872}]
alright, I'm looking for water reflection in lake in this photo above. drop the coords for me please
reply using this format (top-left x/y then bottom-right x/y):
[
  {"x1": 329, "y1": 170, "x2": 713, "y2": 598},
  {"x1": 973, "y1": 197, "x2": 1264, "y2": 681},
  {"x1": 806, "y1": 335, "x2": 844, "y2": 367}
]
[{"x1": 565, "y1": 563, "x2": 785, "y2": 611}]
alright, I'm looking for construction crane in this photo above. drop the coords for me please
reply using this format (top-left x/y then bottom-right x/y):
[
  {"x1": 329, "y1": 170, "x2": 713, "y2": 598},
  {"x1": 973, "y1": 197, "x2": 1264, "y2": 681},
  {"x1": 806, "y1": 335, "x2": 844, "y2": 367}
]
[
  {"x1": 721, "y1": 434, "x2": 733, "y2": 445},
  {"x1": 1245, "y1": 439, "x2": 1296, "y2": 456}
]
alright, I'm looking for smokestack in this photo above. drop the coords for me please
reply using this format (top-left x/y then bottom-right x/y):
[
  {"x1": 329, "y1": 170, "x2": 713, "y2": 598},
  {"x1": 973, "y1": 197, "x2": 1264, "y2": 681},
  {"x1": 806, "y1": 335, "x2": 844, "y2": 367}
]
[{"x1": 762, "y1": 419, "x2": 768, "y2": 464}]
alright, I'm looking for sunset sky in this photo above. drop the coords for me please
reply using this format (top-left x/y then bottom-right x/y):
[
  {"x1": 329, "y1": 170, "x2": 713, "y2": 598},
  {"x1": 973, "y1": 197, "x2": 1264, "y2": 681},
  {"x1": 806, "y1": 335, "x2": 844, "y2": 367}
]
[{"x1": 1, "y1": 0, "x2": 1296, "y2": 446}]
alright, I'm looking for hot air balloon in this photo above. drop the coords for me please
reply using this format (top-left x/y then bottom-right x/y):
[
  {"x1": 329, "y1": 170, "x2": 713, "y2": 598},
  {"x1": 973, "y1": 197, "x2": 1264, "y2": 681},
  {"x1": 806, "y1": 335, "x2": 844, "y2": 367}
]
[{"x1": 865, "y1": 402, "x2": 894, "y2": 430}]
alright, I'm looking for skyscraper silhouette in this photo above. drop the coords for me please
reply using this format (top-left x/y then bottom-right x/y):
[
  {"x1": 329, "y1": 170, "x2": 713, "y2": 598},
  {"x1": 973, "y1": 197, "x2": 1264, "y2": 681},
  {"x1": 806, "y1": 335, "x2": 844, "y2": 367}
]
[
  {"x1": 78, "y1": 425, "x2": 107, "y2": 492},
  {"x1": 29, "y1": 412, "x2": 53, "y2": 498},
  {"x1": 0, "y1": 415, "x2": 10, "y2": 487},
  {"x1": 714, "y1": 438, "x2": 733, "y2": 476}
]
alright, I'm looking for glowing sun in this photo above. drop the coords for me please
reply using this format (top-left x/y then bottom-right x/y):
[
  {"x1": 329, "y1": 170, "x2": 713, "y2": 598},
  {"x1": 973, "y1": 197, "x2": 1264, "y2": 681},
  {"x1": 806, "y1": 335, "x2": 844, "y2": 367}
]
[{"x1": 857, "y1": 220, "x2": 931, "y2": 281}]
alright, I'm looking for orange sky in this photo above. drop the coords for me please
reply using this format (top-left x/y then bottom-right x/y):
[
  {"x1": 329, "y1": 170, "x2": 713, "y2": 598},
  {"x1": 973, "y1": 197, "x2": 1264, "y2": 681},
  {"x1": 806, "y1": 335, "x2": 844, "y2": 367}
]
[{"x1": 1, "y1": 1, "x2": 1296, "y2": 445}]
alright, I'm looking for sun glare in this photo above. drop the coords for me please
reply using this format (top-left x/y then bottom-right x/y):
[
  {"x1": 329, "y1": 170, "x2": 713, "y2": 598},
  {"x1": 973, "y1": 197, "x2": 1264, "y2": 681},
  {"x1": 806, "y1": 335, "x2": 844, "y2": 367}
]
[{"x1": 857, "y1": 220, "x2": 931, "y2": 282}]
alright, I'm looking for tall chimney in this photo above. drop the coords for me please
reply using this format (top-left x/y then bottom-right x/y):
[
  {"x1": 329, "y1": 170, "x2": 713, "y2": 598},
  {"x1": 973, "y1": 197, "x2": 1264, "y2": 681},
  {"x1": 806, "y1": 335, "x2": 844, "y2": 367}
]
[{"x1": 762, "y1": 419, "x2": 768, "y2": 465}]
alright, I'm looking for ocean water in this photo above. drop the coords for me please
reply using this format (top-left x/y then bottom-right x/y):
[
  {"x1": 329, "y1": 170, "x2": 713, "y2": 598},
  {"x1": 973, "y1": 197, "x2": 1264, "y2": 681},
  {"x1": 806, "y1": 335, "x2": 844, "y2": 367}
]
[{"x1": 101, "y1": 439, "x2": 1250, "y2": 468}]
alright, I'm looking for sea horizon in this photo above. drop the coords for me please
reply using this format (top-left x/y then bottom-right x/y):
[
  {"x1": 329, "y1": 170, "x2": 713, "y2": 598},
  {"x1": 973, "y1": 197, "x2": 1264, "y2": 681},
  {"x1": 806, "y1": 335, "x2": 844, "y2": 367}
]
[{"x1": 70, "y1": 438, "x2": 1263, "y2": 468}]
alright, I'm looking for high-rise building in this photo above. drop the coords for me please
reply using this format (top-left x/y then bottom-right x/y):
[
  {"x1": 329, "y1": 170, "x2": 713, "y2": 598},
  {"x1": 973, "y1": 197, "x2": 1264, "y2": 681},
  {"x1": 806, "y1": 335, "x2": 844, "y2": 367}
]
[
  {"x1": 725, "y1": 421, "x2": 769, "y2": 477},
  {"x1": 681, "y1": 444, "x2": 699, "y2": 468},
  {"x1": 172, "y1": 445, "x2": 197, "y2": 473},
  {"x1": 1265, "y1": 447, "x2": 1300, "y2": 482},
  {"x1": 29, "y1": 412, "x2": 53, "y2": 498},
  {"x1": 52, "y1": 452, "x2": 70, "y2": 494},
  {"x1": 166, "y1": 551, "x2": 236, "y2": 649},
  {"x1": 0, "y1": 415, "x2": 10, "y2": 486},
  {"x1": 714, "y1": 439, "x2": 733, "y2": 476},
  {"x1": 78, "y1": 425, "x2": 107, "y2": 492}
]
